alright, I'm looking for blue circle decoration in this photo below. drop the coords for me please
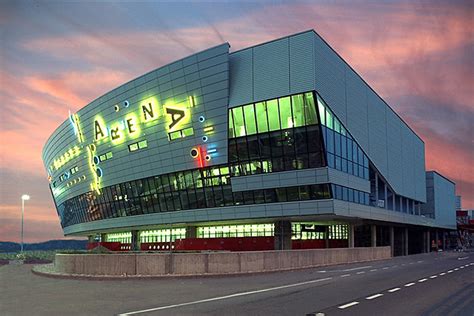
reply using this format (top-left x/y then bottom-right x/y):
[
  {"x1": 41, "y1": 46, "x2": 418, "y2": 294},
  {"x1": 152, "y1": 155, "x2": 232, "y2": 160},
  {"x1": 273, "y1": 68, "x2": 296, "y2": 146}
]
[
  {"x1": 199, "y1": 116, "x2": 205, "y2": 122},
  {"x1": 93, "y1": 156, "x2": 100, "y2": 165},
  {"x1": 202, "y1": 136, "x2": 208, "y2": 142},
  {"x1": 96, "y1": 168, "x2": 103, "y2": 177},
  {"x1": 124, "y1": 100, "x2": 130, "y2": 107}
]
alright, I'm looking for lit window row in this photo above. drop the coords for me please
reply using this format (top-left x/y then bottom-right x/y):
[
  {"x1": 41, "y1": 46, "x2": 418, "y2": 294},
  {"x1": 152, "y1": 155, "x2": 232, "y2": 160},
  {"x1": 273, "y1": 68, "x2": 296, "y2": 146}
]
[
  {"x1": 197, "y1": 224, "x2": 274, "y2": 238},
  {"x1": 99, "y1": 151, "x2": 113, "y2": 162},
  {"x1": 229, "y1": 92, "x2": 318, "y2": 138},
  {"x1": 128, "y1": 140, "x2": 148, "y2": 152},
  {"x1": 106, "y1": 232, "x2": 131, "y2": 243},
  {"x1": 291, "y1": 223, "x2": 349, "y2": 240},
  {"x1": 140, "y1": 228, "x2": 186, "y2": 243},
  {"x1": 169, "y1": 127, "x2": 194, "y2": 141}
]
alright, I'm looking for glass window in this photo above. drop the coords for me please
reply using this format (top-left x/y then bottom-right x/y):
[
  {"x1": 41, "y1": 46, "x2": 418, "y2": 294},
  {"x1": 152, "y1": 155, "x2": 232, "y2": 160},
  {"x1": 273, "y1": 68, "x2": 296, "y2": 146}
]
[
  {"x1": 128, "y1": 143, "x2": 138, "y2": 152},
  {"x1": 292, "y1": 94, "x2": 305, "y2": 127},
  {"x1": 279, "y1": 96, "x2": 292, "y2": 129},
  {"x1": 232, "y1": 107, "x2": 245, "y2": 137},
  {"x1": 182, "y1": 127, "x2": 194, "y2": 137},
  {"x1": 317, "y1": 97, "x2": 326, "y2": 126},
  {"x1": 138, "y1": 140, "x2": 147, "y2": 149},
  {"x1": 334, "y1": 119, "x2": 341, "y2": 134},
  {"x1": 326, "y1": 109, "x2": 333, "y2": 130},
  {"x1": 304, "y1": 92, "x2": 318, "y2": 125},
  {"x1": 255, "y1": 102, "x2": 269, "y2": 133},
  {"x1": 266, "y1": 100, "x2": 280, "y2": 131},
  {"x1": 243, "y1": 104, "x2": 257, "y2": 135},
  {"x1": 228, "y1": 110, "x2": 235, "y2": 138}
]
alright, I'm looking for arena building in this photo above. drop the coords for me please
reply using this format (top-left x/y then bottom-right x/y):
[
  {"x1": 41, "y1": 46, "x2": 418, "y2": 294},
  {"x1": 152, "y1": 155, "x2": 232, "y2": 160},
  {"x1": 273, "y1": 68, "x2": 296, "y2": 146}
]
[{"x1": 42, "y1": 30, "x2": 456, "y2": 256}]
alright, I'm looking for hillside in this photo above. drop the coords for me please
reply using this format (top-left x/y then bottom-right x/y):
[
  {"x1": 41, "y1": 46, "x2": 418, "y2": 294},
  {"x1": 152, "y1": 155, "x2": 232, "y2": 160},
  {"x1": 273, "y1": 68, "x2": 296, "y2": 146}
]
[{"x1": 0, "y1": 239, "x2": 87, "y2": 252}]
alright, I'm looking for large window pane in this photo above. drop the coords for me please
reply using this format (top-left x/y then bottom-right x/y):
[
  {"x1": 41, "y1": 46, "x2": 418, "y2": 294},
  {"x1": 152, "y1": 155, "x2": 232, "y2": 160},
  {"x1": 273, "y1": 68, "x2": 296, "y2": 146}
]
[
  {"x1": 279, "y1": 96, "x2": 292, "y2": 129},
  {"x1": 304, "y1": 92, "x2": 318, "y2": 125},
  {"x1": 232, "y1": 107, "x2": 245, "y2": 137},
  {"x1": 326, "y1": 109, "x2": 333, "y2": 130},
  {"x1": 292, "y1": 94, "x2": 305, "y2": 127},
  {"x1": 255, "y1": 102, "x2": 269, "y2": 133},
  {"x1": 243, "y1": 104, "x2": 257, "y2": 135},
  {"x1": 317, "y1": 96, "x2": 326, "y2": 126},
  {"x1": 267, "y1": 100, "x2": 280, "y2": 131},
  {"x1": 228, "y1": 110, "x2": 235, "y2": 138}
]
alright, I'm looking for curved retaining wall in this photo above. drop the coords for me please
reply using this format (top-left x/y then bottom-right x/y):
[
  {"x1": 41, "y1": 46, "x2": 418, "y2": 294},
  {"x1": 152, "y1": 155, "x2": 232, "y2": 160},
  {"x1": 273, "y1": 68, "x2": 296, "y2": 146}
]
[{"x1": 54, "y1": 247, "x2": 391, "y2": 276}]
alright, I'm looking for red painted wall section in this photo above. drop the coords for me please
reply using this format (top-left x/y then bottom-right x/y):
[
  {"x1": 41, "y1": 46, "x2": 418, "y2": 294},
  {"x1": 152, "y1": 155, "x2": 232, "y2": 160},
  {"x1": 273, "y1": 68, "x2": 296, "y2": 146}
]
[
  {"x1": 88, "y1": 238, "x2": 349, "y2": 251},
  {"x1": 175, "y1": 237, "x2": 275, "y2": 251}
]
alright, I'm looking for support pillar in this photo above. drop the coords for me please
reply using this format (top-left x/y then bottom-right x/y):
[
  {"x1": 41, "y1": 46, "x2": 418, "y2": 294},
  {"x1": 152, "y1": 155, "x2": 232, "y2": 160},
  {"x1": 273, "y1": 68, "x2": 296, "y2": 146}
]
[
  {"x1": 371, "y1": 225, "x2": 377, "y2": 247},
  {"x1": 442, "y1": 232, "x2": 446, "y2": 250},
  {"x1": 426, "y1": 231, "x2": 431, "y2": 253},
  {"x1": 88, "y1": 235, "x2": 94, "y2": 243},
  {"x1": 435, "y1": 230, "x2": 439, "y2": 251},
  {"x1": 325, "y1": 226, "x2": 330, "y2": 248},
  {"x1": 274, "y1": 220, "x2": 292, "y2": 250},
  {"x1": 100, "y1": 233, "x2": 107, "y2": 242},
  {"x1": 185, "y1": 226, "x2": 197, "y2": 239},
  {"x1": 389, "y1": 226, "x2": 394, "y2": 257},
  {"x1": 131, "y1": 230, "x2": 140, "y2": 251},
  {"x1": 404, "y1": 228, "x2": 409, "y2": 256},
  {"x1": 348, "y1": 224, "x2": 355, "y2": 248}
]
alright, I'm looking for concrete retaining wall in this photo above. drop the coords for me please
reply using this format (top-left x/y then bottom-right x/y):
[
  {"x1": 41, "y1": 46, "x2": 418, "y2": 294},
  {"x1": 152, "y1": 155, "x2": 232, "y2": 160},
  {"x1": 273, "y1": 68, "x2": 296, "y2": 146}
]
[{"x1": 54, "y1": 247, "x2": 391, "y2": 276}]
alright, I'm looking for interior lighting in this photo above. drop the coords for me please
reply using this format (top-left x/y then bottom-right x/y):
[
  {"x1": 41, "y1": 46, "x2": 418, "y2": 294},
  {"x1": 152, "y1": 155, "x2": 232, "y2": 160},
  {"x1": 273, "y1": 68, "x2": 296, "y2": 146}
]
[
  {"x1": 188, "y1": 96, "x2": 195, "y2": 107},
  {"x1": 203, "y1": 126, "x2": 214, "y2": 133}
]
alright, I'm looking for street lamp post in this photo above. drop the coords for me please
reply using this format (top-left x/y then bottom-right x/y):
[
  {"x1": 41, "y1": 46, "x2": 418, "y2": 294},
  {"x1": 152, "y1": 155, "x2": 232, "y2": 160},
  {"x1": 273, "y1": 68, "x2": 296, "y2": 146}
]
[{"x1": 21, "y1": 194, "x2": 30, "y2": 253}]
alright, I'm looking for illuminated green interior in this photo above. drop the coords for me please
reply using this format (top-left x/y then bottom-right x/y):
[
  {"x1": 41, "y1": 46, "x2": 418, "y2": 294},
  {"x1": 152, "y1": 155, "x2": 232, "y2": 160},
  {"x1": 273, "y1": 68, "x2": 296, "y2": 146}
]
[{"x1": 229, "y1": 92, "x2": 318, "y2": 139}]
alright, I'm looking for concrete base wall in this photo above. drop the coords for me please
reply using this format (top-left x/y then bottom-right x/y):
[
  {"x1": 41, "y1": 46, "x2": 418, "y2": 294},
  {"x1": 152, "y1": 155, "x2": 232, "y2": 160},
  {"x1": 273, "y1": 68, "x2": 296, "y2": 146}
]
[{"x1": 54, "y1": 247, "x2": 391, "y2": 276}]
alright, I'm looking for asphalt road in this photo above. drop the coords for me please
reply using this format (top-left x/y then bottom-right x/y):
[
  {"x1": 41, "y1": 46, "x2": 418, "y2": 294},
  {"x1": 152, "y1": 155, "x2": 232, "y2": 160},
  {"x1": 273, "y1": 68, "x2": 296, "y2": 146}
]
[{"x1": 0, "y1": 251, "x2": 473, "y2": 316}]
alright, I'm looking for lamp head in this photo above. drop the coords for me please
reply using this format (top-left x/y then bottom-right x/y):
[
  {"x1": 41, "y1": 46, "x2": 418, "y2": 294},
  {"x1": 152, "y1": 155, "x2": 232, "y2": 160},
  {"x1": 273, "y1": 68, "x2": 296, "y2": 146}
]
[{"x1": 21, "y1": 194, "x2": 30, "y2": 201}]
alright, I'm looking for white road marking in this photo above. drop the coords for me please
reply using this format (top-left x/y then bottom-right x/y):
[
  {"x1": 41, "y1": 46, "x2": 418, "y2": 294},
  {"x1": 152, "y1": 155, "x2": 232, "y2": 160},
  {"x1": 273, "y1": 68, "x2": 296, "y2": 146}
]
[
  {"x1": 454, "y1": 268, "x2": 459, "y2": 271},
  {"x1": 409, "y1": 262, "x2": 415, "y2": 265},
  {"x1": 418, "y1": 278, "x2": 427, "y2": 283},
  {"x1": 118, "y1": 277, "x2": 333, "y2": 315},
  {"x1": 447, "y1": 270, "x2": 453, "y2": 273},
  {"x1": 405, "y1": 283, "x2": 415, "y2": 287},
  {"x1": 341, "y1": 274, "x2": 351, "y2": 278},
  {"x1": 457, "y1": 256, "x2": 468, "y2": 260},
  {"x1": 388, "y1": 288, "x2": 400, "y2": 293},
  {"x1": 460, "y1": 266, "x2": 465, "y2": 269},
  {"x1": 440, "y1": 273, "x2": 446, "y2": 276},
  {"x1": 366, "y1": 294, "x2": 383, "y2": 300},
  {"x1": 429, "y1": 276, "x2": 437, "y2": 279},
  {"x1": 338, "y1": 301, "x2": 359, "y2": 309},
  {"x1": 356, "y1": 271, "x2": 365, "y2": 275},
  {"x1": 342, "y1": 265, "x2": 372, "y2": 272},
  {"x1": 370, "y1": 269, "x2": 377, "y2": 272},
  {"x1": 417, "y1": 261, "x2": 423, "y2": 263},
  {"x1": 382, "y1": 267, "x2": 389, "y2": 270},
  {"x1": 317, "y1": 270, "x2": 327, "y2": 273}
]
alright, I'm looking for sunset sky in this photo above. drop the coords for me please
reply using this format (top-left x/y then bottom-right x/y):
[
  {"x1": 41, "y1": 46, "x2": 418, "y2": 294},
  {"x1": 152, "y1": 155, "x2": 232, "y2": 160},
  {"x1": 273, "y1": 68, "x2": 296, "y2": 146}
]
[{"x1": 0, "y1": 1, "x2": 472, "y2": 243}]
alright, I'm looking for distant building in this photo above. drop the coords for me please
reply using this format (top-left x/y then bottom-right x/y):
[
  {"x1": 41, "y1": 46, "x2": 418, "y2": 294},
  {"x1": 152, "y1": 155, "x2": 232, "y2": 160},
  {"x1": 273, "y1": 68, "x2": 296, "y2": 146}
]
[
  {"x1": 456, "y1": 195, "x2": 462, "y2": 210},
  {"x1": 42, "y1": 30, "x2": 456, "y2": 256}
]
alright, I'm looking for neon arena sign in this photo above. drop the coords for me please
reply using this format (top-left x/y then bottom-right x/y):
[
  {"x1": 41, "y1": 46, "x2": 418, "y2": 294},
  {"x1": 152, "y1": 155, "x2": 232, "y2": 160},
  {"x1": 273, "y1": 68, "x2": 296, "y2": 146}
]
[{"x1": 93, "y1": 97, "x2": 192, "y2": 143}]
